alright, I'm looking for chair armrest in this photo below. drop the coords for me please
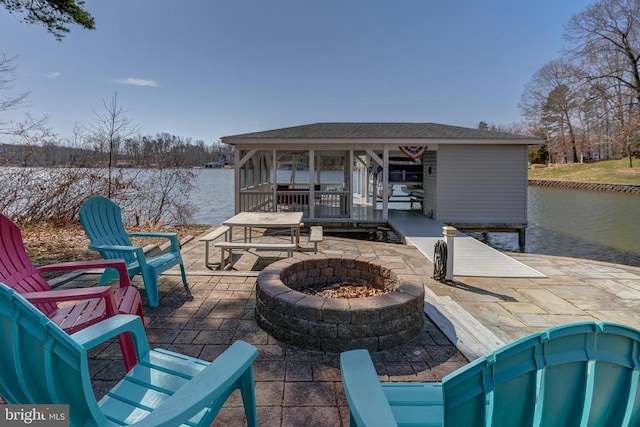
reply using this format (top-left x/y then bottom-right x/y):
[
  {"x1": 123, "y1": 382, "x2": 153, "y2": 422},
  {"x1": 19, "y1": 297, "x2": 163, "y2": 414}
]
[
  {"x1": 128, "y1": 232, "x2": 181, "y2": 252},
  {"x1": 128, "y1": 231, "x2": 180, "y2": 252},
  {"x1": 90, "y1": 244, "x2": 148, "y2": 268},
  {"x1": 23, "y1": 286, "x2": 114, "y2": 304},
  {"x1": 128, "y1": 231, "x2": 177, "y2": 239},
  {"x1": 24, "y1": 286, "x2": 120, "y2": 316},
  {"x1": 89, "y1": 244, "x2": 141, "y2": 253},
  {"x1": 36, "y1": 259, "x2": 132, "y2": 288},
  {"x1": 129, "y1": 340, "x2": 258, "y2": 427},
  {"x1": 72, "y1": 314, "x2": 150, "y2": 357},
  {"x1": 340, "y1": 349, "x2": 398, "y2": 427}
]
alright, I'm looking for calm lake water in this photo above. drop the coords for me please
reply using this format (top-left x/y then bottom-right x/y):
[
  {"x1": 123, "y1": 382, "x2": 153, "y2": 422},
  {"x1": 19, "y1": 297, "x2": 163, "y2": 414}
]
[{"x1": 190, "y1": 169, "x2": 640, "y2": 267}]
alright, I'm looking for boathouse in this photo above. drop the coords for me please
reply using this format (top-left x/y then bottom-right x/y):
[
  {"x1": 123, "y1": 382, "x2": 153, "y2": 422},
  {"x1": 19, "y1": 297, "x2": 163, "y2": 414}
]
[{"x1": 221, "y1": 123, "x2": 543, "y2": 241}]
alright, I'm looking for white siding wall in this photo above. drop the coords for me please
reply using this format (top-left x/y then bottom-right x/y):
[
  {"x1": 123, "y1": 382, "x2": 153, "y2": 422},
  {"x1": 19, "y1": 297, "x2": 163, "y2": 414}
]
[
  {"x1": 422, "y1": 152, "x2": 437, "y2": 218},
  {"x1": 436, "y1": 145, "x2": 528, "y2": 223}
]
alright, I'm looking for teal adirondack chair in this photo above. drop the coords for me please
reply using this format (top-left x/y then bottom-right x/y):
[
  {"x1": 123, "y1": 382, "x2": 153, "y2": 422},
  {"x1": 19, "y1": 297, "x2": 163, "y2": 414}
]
[
  {"x1": 341, "y1": 321, "x2": 640, "y2": 427},
  {"x1": 0, "y1": 282, "x2": 259, "y2": 426},
  {"x1": 79, "y1": 195, "x2": 189, "y2": 308}
]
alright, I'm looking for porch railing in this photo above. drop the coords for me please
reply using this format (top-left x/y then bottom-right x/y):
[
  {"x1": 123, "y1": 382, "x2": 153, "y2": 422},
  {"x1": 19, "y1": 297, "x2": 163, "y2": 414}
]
[{"x1": 238, "y1": 189, "x2": 350, "y2": 218}]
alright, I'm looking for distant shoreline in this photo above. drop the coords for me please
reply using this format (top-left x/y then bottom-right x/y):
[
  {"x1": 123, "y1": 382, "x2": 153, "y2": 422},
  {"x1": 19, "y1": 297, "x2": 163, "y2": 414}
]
[{"x1": 528, "y1": 179, "x2": 640, "y2": 194}]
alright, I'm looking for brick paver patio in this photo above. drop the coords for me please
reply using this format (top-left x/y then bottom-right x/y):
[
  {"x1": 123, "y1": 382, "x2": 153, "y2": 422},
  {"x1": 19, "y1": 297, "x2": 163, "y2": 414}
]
[
  {"x1": 74, "y1": 231, "x2": 467, "y2": 427},
  {"x1": 49, "y1": 228, "x2": 640, "y2": 426}
]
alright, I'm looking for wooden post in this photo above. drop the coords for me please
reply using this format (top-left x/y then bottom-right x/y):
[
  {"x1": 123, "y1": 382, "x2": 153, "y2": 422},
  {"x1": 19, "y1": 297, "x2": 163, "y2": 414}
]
[{"x1": 518, "y1": 228, "x2": 526, "y2": 247}]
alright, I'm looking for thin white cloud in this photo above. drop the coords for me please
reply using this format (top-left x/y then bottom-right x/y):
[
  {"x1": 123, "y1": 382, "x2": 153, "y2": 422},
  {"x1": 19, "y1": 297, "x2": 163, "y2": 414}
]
[
  {"x1": 42, "y1": 72, "x2": 61, "y2": 78},
  {"x1": 115, "y1": 77, "x2": 160, "y2": 87}
]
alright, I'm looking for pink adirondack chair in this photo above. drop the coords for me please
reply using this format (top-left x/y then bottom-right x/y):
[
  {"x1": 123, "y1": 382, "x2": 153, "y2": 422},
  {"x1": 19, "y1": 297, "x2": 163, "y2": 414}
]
[{"x1": 0, "y1": 213, "x2": 144, "y2": 371}]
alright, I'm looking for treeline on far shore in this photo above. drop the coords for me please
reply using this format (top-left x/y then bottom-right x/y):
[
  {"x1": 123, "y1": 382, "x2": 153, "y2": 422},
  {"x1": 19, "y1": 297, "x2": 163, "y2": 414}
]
[{"x1": 0, "y1": 133, "x2": 233, "y2": 168}]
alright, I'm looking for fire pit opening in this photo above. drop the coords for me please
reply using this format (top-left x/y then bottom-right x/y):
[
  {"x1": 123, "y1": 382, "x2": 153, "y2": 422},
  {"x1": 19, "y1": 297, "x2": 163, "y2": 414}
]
[
  {"x1": 256, "y1": 254, "x2": 425, "y2": 352},
  {"x1": 302, "y1": 280, "x2": 391, "y2": 298}
]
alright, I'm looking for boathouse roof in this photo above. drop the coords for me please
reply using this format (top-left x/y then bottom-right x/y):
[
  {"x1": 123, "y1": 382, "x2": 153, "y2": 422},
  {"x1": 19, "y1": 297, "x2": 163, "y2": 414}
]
[{"x1": 222, "y1": 122, "x2": 542, "y2": 144}]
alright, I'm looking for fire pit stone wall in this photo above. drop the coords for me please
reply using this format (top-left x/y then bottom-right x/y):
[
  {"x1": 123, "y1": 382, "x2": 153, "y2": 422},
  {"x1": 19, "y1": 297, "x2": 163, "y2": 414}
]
[{"x1": 255, "y1": 253, "x2": 425, "y2": 352}]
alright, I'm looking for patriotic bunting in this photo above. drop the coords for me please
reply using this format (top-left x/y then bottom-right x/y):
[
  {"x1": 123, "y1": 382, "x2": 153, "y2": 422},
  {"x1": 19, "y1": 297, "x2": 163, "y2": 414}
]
[{"x1": 399, "y1": 146, "x2": 427, "y2": 160}]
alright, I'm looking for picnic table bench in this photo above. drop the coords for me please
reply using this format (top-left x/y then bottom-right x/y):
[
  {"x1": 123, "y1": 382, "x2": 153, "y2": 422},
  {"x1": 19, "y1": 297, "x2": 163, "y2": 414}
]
[
  {"x1": 211, "y1": 226, "x2": 323, "y2": 269},
  {"x1": 341, "y1": 321, "x2": 640, "y2": 427},
  {"x1": 216, "y1": 225, "x2": 323, "y2": 270},
  {"x1": 215, "y1": 241, "x2": 297, "y2": 270},
  {"x1": 309, "y1": 225, "x2": 323, "y2": 253},
  {"x1": 199, "y1": 226, "x2": 230, "y2": 267}
]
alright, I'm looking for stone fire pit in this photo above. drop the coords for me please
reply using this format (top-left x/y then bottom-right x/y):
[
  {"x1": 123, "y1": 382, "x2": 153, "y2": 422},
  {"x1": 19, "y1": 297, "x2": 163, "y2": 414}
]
[{"x1": 255, "y1": 254, "x2": 425, "y2": 352}]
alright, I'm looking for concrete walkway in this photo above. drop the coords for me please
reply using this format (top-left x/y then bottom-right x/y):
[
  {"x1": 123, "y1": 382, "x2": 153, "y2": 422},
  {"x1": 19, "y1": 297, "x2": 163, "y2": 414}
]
[{"x1": 58, "y1": 228, "x2": 640, "y2": 426}]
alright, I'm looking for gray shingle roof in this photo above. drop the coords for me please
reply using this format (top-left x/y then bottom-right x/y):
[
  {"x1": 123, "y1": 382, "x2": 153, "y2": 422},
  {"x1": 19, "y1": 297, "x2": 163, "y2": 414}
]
[{"x1": 222, "y1": 122, "x2": 537, "y2": 141}]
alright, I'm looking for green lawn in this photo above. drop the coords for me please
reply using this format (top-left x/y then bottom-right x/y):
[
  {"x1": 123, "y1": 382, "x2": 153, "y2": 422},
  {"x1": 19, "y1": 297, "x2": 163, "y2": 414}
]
[{"x1": 528, "y1": 159, "x2": 640, "y2": 185}]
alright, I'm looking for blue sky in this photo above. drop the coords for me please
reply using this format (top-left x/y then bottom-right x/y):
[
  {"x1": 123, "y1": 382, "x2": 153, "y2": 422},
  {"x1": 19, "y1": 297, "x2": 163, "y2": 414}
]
[{"x1": 1, "y1": 0, "x2": 593, "y2": 144}]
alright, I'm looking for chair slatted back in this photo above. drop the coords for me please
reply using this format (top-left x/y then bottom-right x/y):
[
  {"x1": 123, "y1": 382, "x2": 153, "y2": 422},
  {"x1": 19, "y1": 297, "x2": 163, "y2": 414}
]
[
  {"x1": 0, "y1": 214, "x2": 57, "y2": 315},
  {"x1": 0, "y1": 282, "x2": 104, "y2": 426},
  {"x1": 542, "y1": 322, "x2": 640, "y2": 426},
  {"x1": 79, "y1": 195, "x2": 136, "y2": 264},
  {"x1": 442, "y1": 322, "x2": 640, "y2": 427}
]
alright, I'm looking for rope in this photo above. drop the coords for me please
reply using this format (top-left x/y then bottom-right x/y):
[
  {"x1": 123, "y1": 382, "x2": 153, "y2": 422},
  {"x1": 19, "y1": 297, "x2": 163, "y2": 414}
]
[{"x1": 433, "y1": 240, "x2": 447, "y2": 282}]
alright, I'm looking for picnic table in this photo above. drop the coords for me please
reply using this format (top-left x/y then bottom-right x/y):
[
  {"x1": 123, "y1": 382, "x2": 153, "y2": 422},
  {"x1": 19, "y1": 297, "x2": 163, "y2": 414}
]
[
  {"x1": 215, "y1": 212, "x2": 304, "y2": 269},
  {"x1": 222, "y1": 211, "x2": 303, "y2": 243}
]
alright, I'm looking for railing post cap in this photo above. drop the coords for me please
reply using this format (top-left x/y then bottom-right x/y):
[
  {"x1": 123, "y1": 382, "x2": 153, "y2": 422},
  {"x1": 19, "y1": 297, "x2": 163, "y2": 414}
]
[{"x1": 442, "y1": 226, "x2": 457, "y2": 237}]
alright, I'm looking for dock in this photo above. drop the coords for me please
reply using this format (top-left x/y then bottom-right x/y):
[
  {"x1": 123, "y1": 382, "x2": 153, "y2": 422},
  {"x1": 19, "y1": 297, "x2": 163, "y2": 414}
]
[{"x1": 388, "y1": 210, "x2": 545, "y2": 278}]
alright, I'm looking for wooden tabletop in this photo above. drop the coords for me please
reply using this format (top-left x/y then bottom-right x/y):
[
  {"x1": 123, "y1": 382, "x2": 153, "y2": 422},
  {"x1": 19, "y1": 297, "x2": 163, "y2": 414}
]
[{"x1": 223, "y1": 212, "x2": 303, "y2": 228}]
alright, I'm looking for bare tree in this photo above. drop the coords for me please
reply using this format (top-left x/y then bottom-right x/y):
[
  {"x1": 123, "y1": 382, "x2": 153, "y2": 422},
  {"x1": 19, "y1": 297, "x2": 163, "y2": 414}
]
[
  {"x1": 614, "y1": 109, "x2": 640, "y2": 166},
  {"x1": 0, "y1": 53, "x2": 27, "y2": 120},
  {"x1": 564, "y1": 0, "x2": 640, "y2": 165},
  {"x1": 565, "y1": 0, "x2": 640, "y2": 108},
  {"x1": 0, "y1": 53, "x2": 53, "y2": 157},
  {"x1": 87, "y1": 92, "x2": 139, "y2": 197},
  {"x1": 520, "y1": 60, "x2": 585, "y2": 162}
]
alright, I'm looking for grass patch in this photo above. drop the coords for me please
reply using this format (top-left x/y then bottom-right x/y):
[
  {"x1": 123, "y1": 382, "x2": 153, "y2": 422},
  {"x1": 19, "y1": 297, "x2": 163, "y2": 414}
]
[{"x1": 528, "y1": 158, "x2": 640, "y2": 185}]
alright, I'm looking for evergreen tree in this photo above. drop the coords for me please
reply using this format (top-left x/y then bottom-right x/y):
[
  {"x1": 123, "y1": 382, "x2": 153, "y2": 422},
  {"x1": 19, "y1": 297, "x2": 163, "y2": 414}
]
[{"x1": 1, "y1": 0, "x2": 94, "y2": 40}]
